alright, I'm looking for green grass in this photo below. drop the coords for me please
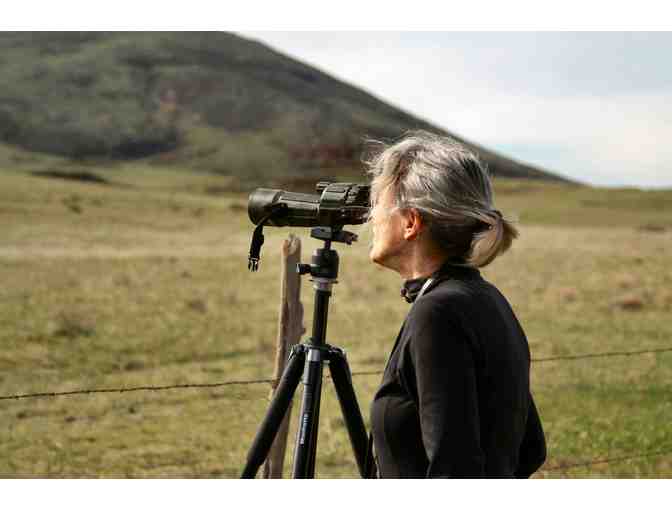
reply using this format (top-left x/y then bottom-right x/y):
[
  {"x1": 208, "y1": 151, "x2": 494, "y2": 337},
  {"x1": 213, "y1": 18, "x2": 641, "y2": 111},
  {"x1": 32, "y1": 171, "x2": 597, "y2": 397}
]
[{"x1": 0, "y1": 167, "x2": 671, "y2": 478}]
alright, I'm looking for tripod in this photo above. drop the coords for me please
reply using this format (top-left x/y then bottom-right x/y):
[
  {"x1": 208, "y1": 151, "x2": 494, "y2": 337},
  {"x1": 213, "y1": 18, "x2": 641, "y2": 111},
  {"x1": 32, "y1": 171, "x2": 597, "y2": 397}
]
[{"x1": 241, "y1": 226, "x2": 372, "y2": 479}]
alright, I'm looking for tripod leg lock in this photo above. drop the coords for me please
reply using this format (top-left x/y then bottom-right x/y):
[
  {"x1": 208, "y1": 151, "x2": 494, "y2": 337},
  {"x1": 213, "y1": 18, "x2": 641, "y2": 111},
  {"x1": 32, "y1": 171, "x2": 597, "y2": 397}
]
[
  {"x1": 289, "y1": 344, "x2": 307, "y2": 358},
  {"x1": 326, "y1": 345, "x2": 347, "y2": 360}
]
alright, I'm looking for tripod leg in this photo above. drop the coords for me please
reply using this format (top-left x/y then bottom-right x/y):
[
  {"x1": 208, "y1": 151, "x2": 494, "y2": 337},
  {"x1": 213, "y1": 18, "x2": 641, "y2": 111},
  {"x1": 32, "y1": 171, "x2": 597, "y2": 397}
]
[
  {"x1": 329, "y1": 351, "x2": 369, "y2": 478},
  {"x1": 241, "y1": 347, "x2": 305, "y2": 478},
  {"x1": 306, "y1": 385, "x2": 322, "y2": 477},
  {"x1": 291, "y1": 347, "x2": 325, "y2": 478}
]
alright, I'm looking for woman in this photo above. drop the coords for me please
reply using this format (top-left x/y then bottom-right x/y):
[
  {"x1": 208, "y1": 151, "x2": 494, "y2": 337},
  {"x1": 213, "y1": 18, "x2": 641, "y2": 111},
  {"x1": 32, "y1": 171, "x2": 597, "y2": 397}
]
[{"x1": 366, "y1": 131, "x2": 546, "y2": 478}]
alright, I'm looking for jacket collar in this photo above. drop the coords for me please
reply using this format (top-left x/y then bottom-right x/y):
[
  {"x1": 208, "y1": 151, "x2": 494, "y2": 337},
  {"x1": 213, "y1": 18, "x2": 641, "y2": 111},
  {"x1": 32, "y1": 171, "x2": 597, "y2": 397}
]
[{"x1": 400, "y1": 259, "x2": 480, "y2": 303}]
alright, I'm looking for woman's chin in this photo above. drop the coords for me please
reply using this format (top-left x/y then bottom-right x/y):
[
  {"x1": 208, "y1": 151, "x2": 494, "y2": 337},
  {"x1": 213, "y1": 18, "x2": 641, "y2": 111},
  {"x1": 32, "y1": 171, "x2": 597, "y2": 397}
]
[{"x1": 369, "y1": 247, "x2": 385, "y2": 266}]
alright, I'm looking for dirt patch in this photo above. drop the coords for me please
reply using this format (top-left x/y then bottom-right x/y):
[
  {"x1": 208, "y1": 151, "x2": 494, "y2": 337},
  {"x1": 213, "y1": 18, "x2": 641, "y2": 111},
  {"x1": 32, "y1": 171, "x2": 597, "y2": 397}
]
[
  {"x1": 557, "y1": 286, "x2": 579, "y2": 303},
  {"x1": 228, "y1": 202, "x2": 246, "y2": 212},
  {"x1": 611, "y1": 293, "x2": 646, "y2": 311},
  {"x1": 495, "y1": 184, "x2": 543, "y2": 195},
  {"x1": 204, "y1": 185, "x2": 230, "y2": 195},
  {"x1": 31, "y1": 169, "x2": 111, "y2": 185},
  {"x1": 638, "y1": 223, "x2": 668, "y2": 233},
  {"x1": 123, "y1": 360, "x2": 145, "y2": 372},
  {"x1": 52, "y1": 311, "x2": 96, "y2": 338},
  {"x1": 186, "y1": 298, "x2": 208, "y2": 314},
  {"x1": 615, "y1": 273, "x2": 639, "y2": 290}
]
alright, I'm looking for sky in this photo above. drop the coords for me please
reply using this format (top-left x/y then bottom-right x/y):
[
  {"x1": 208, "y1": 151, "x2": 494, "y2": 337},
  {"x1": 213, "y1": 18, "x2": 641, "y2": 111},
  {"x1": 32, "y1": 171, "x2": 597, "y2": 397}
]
[{"x1": 241, "y1": 31, "x2": 672, "y2": 189}]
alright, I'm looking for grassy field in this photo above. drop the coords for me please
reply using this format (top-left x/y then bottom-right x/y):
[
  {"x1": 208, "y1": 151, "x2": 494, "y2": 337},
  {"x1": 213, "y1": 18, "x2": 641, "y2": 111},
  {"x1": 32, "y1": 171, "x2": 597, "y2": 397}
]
[{"x1": 1, "y1": 165, "x2": 671, "y2": 478}]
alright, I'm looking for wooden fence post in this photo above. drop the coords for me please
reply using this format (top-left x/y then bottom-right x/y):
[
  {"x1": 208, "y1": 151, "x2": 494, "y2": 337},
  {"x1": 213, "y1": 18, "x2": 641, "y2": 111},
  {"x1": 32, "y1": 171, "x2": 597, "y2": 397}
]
[{"x1": 263, "y1": 233, "x2": 305, "y2": 478}]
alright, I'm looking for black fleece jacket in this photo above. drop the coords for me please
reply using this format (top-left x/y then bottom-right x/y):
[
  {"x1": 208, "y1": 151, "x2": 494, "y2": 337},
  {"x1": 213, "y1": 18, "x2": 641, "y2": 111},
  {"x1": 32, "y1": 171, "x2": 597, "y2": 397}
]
[{"x1": 369, "y1": 262, "x2": 546, "y2": 478}]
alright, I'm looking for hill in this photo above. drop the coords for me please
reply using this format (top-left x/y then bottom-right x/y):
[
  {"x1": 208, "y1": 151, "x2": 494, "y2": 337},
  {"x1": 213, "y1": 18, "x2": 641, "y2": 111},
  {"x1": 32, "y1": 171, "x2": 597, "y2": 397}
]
[{"x1": 0, "y1": 32, "x2": 567, "y2": 187}]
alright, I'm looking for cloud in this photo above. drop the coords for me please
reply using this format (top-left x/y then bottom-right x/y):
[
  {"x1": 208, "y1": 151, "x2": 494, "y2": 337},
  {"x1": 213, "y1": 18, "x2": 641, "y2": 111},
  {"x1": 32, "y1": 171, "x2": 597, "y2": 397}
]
[{"x1": 451, "y1": 92, "x2": 672, "y2": 187}]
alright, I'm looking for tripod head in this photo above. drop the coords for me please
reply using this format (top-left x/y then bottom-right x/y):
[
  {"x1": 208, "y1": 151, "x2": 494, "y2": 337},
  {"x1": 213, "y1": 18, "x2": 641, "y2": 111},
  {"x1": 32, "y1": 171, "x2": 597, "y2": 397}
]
[
  {"x1": 296, "y1": 226, "x2": 358, "y2": 281},
  {"x1": 309, "y1": 226, "x2": 358, "y2": 245}
]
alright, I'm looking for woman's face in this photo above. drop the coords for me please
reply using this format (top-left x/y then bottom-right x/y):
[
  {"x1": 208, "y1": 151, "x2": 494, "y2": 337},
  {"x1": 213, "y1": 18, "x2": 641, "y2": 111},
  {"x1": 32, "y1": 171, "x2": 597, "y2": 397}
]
[{"x1": 368, "y1": 186, "x2": 407, "y2": 269}]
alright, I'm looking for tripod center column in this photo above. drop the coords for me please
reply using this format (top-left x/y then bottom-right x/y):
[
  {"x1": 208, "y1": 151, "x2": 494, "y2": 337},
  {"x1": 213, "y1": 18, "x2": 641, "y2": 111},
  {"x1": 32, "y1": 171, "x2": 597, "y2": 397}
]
[{"x1": 306, "y1": 245, "x2": 339, "y2": 347}]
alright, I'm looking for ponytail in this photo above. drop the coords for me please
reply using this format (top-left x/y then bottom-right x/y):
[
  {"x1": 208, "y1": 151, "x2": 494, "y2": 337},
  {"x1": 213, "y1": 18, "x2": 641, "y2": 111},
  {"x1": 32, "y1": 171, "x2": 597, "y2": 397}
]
[{"x1": 467, "y1": 210, "x2": 519, "y2": 268}]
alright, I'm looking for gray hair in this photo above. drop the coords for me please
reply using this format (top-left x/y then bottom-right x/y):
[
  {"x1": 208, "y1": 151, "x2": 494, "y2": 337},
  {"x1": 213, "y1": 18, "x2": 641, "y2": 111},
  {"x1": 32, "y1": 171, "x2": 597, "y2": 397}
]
[{"x1": 364, "y1": 130, "x2": 518, "y2": 268}]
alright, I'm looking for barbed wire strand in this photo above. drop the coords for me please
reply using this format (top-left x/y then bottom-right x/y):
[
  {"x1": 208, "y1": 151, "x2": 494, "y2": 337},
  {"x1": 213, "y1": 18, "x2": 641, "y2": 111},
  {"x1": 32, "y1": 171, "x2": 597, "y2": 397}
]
[
  {"x1": 300, "y1": 447, "x2": 672, "y2": 478},
  {"x1": 543, "y1": 446, "x2": 672, "y2": 472},
  {"x1": 533, "y1": 346, "x2": 672, "y2": 363},
  {"x1": 0, "y1": 378, "x2": 275, "y2": 401},
  {"x1": 1, "y1": 346, "x2": 671, "y2": 402}
]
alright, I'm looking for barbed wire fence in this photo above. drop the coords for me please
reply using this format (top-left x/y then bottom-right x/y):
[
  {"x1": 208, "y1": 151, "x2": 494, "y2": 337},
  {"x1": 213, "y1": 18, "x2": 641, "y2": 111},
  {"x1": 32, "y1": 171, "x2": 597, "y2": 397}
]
[
  {"x1": 1, "y1": 345, "x2": 671, "y2": 476},
  {"x1": 2, "y1": 346, "x2": 671, "y2": 402}
]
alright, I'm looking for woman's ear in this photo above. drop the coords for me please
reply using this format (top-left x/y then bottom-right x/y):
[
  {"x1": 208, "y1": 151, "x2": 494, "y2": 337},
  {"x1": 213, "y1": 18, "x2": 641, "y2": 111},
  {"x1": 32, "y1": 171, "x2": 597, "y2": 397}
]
[{"x1": 402, "y1": 208, "x2": 423, "y2": 241}]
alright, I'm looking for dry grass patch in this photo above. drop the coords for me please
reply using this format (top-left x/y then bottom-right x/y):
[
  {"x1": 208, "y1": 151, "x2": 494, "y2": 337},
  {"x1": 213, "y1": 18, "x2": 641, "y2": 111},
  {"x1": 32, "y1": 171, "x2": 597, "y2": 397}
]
[{"x1": 1, "y1": 169, "x2": 671, "y2": 477}]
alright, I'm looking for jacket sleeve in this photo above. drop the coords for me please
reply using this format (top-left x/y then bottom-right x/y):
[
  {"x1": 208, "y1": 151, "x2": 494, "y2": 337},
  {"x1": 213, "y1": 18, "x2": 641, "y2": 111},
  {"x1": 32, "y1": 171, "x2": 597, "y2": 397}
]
[
  {"x1": 403, "y1": 301, "x2": 484, "y2": 478},
  {"x1": 514, "y1": 393, "x2": 547, "y2": 478}
]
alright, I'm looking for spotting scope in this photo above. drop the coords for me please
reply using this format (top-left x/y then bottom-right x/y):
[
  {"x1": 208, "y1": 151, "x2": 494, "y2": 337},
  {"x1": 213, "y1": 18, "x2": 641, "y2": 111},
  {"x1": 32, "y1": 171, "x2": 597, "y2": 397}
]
[
  {"x1": 248, "y1": 182, "x2": 370, "y2": 228},
  {"x1": 246, "y1": 182, "x2": 370, "y2": 271}
]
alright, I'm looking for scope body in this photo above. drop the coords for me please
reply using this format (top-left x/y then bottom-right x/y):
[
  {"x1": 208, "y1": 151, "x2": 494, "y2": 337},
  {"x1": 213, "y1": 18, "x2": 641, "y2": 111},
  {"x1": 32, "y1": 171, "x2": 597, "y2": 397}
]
[{"x1": 248, "y1": 182, "x2": 370, "y2": 228}]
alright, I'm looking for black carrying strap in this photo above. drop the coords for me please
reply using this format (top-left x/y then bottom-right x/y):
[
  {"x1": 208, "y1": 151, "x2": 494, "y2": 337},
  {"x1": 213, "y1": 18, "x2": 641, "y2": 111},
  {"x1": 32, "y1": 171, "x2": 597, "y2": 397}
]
[
  {"x1": 247, "y1": 203, "x2": 287, "y2": 272},
  {"x1": 414, "y1": 277, "x2": 435, "y2": 306}
]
